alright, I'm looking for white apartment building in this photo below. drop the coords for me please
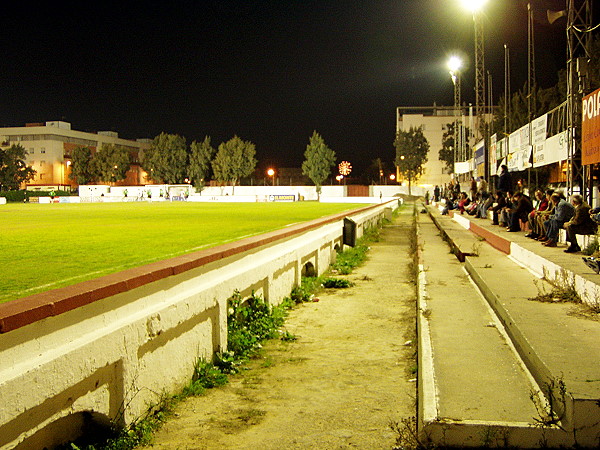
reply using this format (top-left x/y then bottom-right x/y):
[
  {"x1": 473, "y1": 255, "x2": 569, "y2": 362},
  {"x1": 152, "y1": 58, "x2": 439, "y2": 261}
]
[
  {"x1": 0, "y1": 121, "x2": 152, "y2": 189},
  {"x1": 396, "y1": 105, "x2": 461, "y2": 188}
]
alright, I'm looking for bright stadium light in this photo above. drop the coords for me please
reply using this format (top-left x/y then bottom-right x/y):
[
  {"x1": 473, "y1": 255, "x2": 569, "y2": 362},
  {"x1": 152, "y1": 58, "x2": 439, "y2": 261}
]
[
  {"x1": 460, "y1": 0, "x2": 487, "y2": 13},
  {"x1": 447, "y1": 55, "x2": 462, "y2": 76}
]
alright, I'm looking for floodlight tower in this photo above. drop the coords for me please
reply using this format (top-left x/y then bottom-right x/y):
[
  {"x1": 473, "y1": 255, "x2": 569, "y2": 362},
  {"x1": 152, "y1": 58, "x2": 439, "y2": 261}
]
[
  {"x1": 528, "y1": 2, "x2": 536, "y2": 188},
  {"x1": 461, "y1": 0, "x2": 487, "y2": 142},
  {"x1": 448, "y1": 55, "x2": 463, "y2": 168},
  {"x1": 564, "y1": 0, "x2": 592, "y2": 198}
]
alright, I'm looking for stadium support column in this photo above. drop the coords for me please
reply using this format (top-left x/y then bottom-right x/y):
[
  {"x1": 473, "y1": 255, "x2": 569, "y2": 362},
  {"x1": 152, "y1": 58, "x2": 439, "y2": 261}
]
[{"x1": 566, "y1": 0, "x2": 591, "y2": 199}]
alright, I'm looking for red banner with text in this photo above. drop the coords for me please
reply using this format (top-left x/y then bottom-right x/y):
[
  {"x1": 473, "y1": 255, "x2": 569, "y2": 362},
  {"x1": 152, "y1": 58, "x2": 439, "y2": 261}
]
[{"x1": 582, "y1": 87, "x2": 600, "y2": 165}]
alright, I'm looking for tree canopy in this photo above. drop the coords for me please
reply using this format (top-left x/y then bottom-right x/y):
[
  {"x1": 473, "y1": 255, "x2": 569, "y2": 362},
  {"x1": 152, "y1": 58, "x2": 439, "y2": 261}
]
[
  {"x1": 92, "y1": 144, "x2": 131, "y2": 183},
  {"x1": 141, "y1": 132, "x2": 188, "y2": 184},
  {"x1": 0, "y1": 144, "x2": 36, "y2": 190},
  {"x1": 394, "y1": 126, "x2": 429, "y2": 194},
  {"x1": 438, "y1": 122, "x2": 472, "y2": 174},
  {"x1": 211, "y1": 136, "x2": 257, "y2": 193},
  {"x1": 189, "y1": 137, "x2": 216, "y2": 189},
  {"x1": 302, "y1": 131, "x2": 336, "y2": 199},
  {"x1": 69, "y1": 146, "x2": 95, "y2": 185}
]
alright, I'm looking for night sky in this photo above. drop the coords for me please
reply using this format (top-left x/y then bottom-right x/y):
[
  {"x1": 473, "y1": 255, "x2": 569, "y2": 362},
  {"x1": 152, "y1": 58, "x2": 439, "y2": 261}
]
[{"x1": 0, "y1": 0, "x2": 578, "y2": 175}]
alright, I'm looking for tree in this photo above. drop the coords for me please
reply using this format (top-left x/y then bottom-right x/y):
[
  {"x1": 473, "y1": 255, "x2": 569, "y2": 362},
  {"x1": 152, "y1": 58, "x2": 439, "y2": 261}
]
[
  {"x1": 438, "y1": 122, "x2": 472, "y2": 174},
  {"x1": 367, "y1": 157, "x2": 392, "y2": 185},
  {"x1": 189, "y1": 136, "x2": 216, "y2": 189},
  {"x1": 212, "y1": 136, "x2": 257, "y2": 194},
  {"x1": 69, "y1": 146, "x2": 96, "y2": 185},
  {"x1": 302, "y1": 131, "x2": 336, "y2": 200},
  {"x1": 491, "y1": 83, "x2": 562, "y2": 137},
  {"x1": 394, "y1": 126, "x2": 429, "y2": 195},
  {"x1": 0, "y1": 144, "x2": 36, "y2": 190},
  {"x1": 140, "y1": 132, "x2": 187, "y2": 184},
  {"x1": 92, "y1": 144, "x2": 131, "y2": 184}
]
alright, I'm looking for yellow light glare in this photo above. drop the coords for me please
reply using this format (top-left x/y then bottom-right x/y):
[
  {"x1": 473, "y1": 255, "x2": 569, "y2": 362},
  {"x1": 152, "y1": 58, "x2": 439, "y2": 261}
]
[
  {"x1": 447, "y1": 55, "x2": 462, "y2": 73},
  {"x1": 460, "y1": 0, "x2": 487, "y2": 13}
]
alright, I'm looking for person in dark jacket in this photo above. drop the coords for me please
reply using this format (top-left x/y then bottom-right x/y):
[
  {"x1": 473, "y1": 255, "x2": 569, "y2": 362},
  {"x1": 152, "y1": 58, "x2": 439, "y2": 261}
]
[
  {"x1": 497, "y1": 165, "x2": 512, "y2": 194},
  {"x1": 542, "y1": 193, "x2": 575, "y2": 247},
  {"x1": 507, "y1": 191, "x2": 534, "y2": 232},
  {"x1": 490, "y1": 191, "x2": 507, "y2": 225},
  {"x1": 563, "y1": 194, "x2": 597, "y2": 253}
]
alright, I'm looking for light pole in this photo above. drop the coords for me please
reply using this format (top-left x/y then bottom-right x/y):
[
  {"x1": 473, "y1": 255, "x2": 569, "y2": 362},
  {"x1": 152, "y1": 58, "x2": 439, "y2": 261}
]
[
  {"x1": 460, "y1": 0, "x2": 487, "y2": 183},
  {"x1": 448, "y1": 55, "x2": 463, "y2": 171},
  {"x1": 460, "y1": 0, "x2": 486, "y2": 134},
  {"x1": 267, "y1": 168, "x2": 275, "y2": 186}
]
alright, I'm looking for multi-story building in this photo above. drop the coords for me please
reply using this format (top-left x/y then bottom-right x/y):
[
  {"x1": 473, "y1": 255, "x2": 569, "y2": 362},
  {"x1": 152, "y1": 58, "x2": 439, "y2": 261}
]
[
  {"x1": 0, "y1": 121, "x2": 152, "y2": 190},
  {"x1": 396, "y1": 105, "x2": 462, "y2": 188},
  {"x1": 396, "y1": 104, "x2": 495, "y2": 189}
]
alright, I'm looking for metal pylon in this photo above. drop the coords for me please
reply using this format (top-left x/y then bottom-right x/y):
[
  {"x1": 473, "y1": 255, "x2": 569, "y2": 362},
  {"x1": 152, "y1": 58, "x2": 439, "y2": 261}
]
[{"x1": 566, "y1": 0, "x2": 592, "y2": 198}]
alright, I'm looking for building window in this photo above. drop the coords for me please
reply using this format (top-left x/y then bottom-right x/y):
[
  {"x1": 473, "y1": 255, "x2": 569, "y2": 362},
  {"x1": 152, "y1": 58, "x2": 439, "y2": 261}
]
[
  {"x1": 40, "y1": 148, "x2": 46, "y2": 154},
  {"x1": 29, "y1": 148, "x2": 34, "y2": 154}
]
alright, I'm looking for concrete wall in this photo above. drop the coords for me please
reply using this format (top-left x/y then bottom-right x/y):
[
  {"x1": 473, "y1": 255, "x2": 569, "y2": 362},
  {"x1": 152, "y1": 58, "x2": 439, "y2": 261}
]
[
  {"x1": 77, "y1": 184, "x2": 422, "y2": 204},
  {"x1": 0, "y1": 202, "x2": 395, "y2": 449}
]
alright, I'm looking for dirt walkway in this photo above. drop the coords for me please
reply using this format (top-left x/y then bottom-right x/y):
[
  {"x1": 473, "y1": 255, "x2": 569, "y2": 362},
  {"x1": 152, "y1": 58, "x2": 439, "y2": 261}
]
[{"x1": 146, "y1": 208, "x2": 417, "y2": 449}]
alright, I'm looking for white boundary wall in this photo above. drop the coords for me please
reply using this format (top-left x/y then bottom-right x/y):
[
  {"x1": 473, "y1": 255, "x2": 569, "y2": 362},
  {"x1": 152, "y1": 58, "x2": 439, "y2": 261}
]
[{"x1": 0, "y1": 202, "x2": 395, "y2": 449}]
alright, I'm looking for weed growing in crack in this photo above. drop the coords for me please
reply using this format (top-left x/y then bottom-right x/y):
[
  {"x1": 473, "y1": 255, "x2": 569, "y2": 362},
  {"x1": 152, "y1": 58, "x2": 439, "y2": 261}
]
[
  {"x1": 530, "y1": 375, "x2": 567, "y2": 429},
  {"x1": 390, "y1": 416, "x2": 432, "y2": 449},
  {"x1": 321, "y1": 277, "x2": 354, "y2": 288},
  {"x1": 530, "y1": 269, "x2": 581, "y2": 305}
]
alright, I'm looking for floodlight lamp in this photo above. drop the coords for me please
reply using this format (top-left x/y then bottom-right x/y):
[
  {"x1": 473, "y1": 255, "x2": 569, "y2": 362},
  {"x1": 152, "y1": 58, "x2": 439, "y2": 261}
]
[
  {"x1": 447, "y1": 55, "x2": 462, "y2": 74},
  {"x1": 460, "y1": 0, "x2": 487, "y2": 13}
]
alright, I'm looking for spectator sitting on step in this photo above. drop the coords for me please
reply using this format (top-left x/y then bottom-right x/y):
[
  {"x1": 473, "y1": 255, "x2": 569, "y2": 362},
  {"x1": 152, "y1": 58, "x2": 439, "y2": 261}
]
[
  {"x1": 534, "y1": 189, "x2": 556, "y2": 241},
  {"x1": 563, "y1": 194, "x2": 597, "y2": 253},
  {"x1": 457, "y1": 192, "x2": 470, "y2": 214},
  {"x1": 476, "y1": 190, "x2": 493, "y2": 218},
  {"x1": 499, "y1": 191, "x2": 515, "y2": 227},
  {"x1": 525, "y1": 189, "x2": 551, "y2": 239},
  {"x1": 541, "y1": 192, "x2": 575, "y2": 247},
  {"x1": 441, "y1": 194, "x2": 457, "y2": 215},
  {"x1": 490, "y1": 190, "x2": 507, "y2": 225},
  {"x1": 506, "y1": 191, "x2": 534, "y2": 232},
  {"x1": 466, "y1": 194, "x2": 480, "y2": 216}
]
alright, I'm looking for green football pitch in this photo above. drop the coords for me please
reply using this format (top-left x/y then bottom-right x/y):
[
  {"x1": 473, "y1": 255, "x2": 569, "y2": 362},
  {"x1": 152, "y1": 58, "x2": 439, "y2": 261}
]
[{"x1": 0, "y1": 202, "x2": 363, "y2": 303}]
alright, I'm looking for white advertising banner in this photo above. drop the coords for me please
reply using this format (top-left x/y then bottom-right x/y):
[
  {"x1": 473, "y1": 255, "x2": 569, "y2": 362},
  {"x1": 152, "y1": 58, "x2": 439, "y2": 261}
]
[
  {"x1": 532, "y1": 114, "x2": 547, "y2": 146},
  {"x1": 519, "y1": 124, "x2": 530, "y2": 152},
  {"x1": 489, "y1": 133, "x2": 497, "y2": 176},
  {"x1": 531, "y1": 114, "x2": 547, "y2": 166},
  {"x1": 507, "y1": 151, "x2": 519, "y2": 171},
  {"x1": 509, "y1": 128, "x2": 521, "y2": 155},
  {"x1": 454, "y1": 161, "x2": 471, "y2": 174},
  {"x1": 533, "y1": 130, "x2": 568, "y2": 167},
  {"x1": 498, "y1": 137, "x2": 508, "y2": 158}
]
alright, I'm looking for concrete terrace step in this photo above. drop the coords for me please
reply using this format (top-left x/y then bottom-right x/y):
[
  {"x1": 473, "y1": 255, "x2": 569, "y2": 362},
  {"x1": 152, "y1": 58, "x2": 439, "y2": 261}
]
[
  {"x1": 422, "y1": 205, "x2": 600, "y2": 447},
  {"x1": 417, "y1": 219, "x2": 541, "y2": 448},
  {"x1": 425, "y1": 210, "x2": 483, "y2": 262}
]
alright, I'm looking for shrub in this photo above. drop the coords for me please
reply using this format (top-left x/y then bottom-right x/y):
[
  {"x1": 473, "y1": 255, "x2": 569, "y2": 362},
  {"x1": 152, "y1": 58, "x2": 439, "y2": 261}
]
[
  {"x1": 322, "y1": 277, "x2": 354, "y2": 288},
  {"x1": 227, "y1": 291, "x2": 287, "y2": 359}
]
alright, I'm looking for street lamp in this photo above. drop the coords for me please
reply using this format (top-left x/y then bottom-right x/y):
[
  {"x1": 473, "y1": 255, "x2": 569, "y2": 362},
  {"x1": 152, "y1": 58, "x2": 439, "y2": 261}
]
[{"x1": 267, "y1": 168, "x2": 275, "y2": 186}]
